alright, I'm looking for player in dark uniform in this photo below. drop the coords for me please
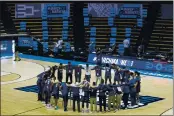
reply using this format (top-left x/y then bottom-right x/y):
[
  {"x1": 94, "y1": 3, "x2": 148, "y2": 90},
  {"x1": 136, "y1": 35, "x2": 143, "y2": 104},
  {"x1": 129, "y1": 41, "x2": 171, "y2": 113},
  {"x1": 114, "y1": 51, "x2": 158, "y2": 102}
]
[
  {"x1": 51, "y1": 80, "x2": 60, "y2": 110},
  {"x1": 98, "y1": 79, "x2": 107, "y2": 112},
  {"x1": 71, "y1": 82, "x2": 81, "y2": 112},
  {"x1": 65, "y1": 62, "x2": 73, "y2": 84},
  {"x1": 45, "y1": 77, "x2": 53, "y2": 109},
  {"x1": 135, "y1": 71, "x2": 141, "y2": 104},
  {"x1": 77, "y1": 77, "x2": 90, "y2": 113},
  {"x1": 114, "y1": 68, "x2": 121, "y2": 84},
  {"x1": 128, "y1": 72, "x2": 138, "y2": 108},
  {"x1": 60, "y1": 82, "x2": 69, "y2": 111},
  {"x1": 114, "y1": 82, "x2": 122, "y2": 111},
  {"x1": 104, "y1": 64, "x2": 112, "y2": 84},
  {"x1": 51, "y1": 65, "x2": 57, "y2": 81},
  {"x1": 122, "y1": 80, "x2": 130, "y2": 109},
  {"x1": 74, "y1": 65, "x2": 84, "y2": 83},
  {"x1": 41, "y1": 71, "x2": 48, "y2": 103},
  {"x1": 92, "y1": 65, "x2": 103, "y2": 85},
  {"x1": 106, "y1": 83, "x2": 116, "y2": 112},
  {"x1": 81, "y1": 81, "x2": 90, "y2": 113},
  {"x1": 89, "y1": 82, "x2": 98, "y2": 113},
  {"x1": 57, "y1": 63, "x2": 64, "y2": 82},
  {"x1": 37, "y1": 71, "x2": 45, "y2": 101}
]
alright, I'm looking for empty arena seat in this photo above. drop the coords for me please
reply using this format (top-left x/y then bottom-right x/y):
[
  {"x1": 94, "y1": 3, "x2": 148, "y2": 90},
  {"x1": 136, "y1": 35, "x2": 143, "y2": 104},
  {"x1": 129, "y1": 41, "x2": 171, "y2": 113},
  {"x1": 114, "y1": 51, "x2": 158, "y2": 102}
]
[
  {"x1": 147, "y1": 9, "x2": 173, "y2": 53},
  {"x1": 6, "y1": 2, "x2": 74, "y2": 51},
  {"x1": 84, "y1": 3, "x2": 149, "y2": 53}
]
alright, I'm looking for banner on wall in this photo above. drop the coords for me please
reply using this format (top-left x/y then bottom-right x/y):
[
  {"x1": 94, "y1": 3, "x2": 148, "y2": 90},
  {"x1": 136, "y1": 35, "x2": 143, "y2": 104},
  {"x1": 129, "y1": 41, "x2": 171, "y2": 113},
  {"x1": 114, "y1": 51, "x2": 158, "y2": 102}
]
[
  {"x1": 18, "y1": 37, "x2": 33, "y2": 47},
  {"x1": 88, "y1": 3, "x2": 142, "y2": 18},
  {"x1": 0, "y1": 40, "x2": 13, "y2": 56},
  {"x1": 15, "y1": 3, "x2": 70, "y2": 18},
  {"x1": 88, "y1": 53, "x2": 173, "y2": 74}
]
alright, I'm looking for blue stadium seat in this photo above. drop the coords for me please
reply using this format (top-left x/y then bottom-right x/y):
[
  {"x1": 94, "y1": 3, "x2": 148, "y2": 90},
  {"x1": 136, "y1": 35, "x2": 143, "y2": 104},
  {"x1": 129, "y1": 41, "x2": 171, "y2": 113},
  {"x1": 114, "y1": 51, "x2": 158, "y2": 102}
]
[
  {"x1": 125, "y1": 33, "x2": 131, "y2": 37},
  {"x1": 110, "y1": 8, "x2": 116, "y2": 17},
  {"x1": 20, "y1": 22, "x2": 26, "y2": 31},
  {"x1": 118, "y1": 44, "x2": 124, "y2": 55},
  {"x1": 63, "y1": 16, "x2": 68, "y2": 20},
  {"x1": 62, "y1": 30, "x2": 68, "y2": 40},
  {"x1": 90, "y1": 37, "x2": 96, "y2": 43},
  {"x1": 43, "y1": 36, "x2": 48, "y2": 40},
  {"x1": 111, "y1": 27, "x2": 117, "y2": 36},
  {"x1": 84, "y1": 17, "x2": 89, "y2": 26},
  {"x1": 108, "y1": 17, "x2": 114, "y2": 26},
  {"x1": 143, "y1": 9, "x2": 147, "y2": 17},
  {"x1": 63, "y1": 21, "x2": 69, "y2": 27},
  {"x1": 126, "y1": 28, "x2": 131, "y2": 33},
  {"x1": 43, "y1": 42, "x2": 48, "y2": 53},
  {"x1": 83, "y1": 8, "x2": 88, "y2": 16},
  {"x1": 137, "y1": 19, "x2": 143, "y2": 27},
  {"x1": 32, "y1": 41, "x2": 38, "y2": 50},
  {"x1": 64, "y1": 42, "x2": 71, "y2": 52},
  {"x1": 43, "y1": 31, "x2": 48, "y2": 40},
  {"x1": 111, "y1": 27, "x2": 117, "y2": 32},
  {"x1": 110, "y1": 38, "x2": 116, "y2": 46},
  {"x1": 90, "y1": 27, "x2": 96, "y2": 36},
  {"x1": 42, "y1": 21, "x2": 48, "y2": 30}
]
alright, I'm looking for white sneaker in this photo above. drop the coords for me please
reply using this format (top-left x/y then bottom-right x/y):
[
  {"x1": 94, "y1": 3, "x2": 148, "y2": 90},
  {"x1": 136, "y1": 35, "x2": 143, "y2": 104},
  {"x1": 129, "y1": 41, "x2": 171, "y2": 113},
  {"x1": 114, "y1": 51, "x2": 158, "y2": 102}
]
[
  {"x1": 82, "y1": 109, "x2": 84, "y2": 113},
  {"x1": 138, "y1": 102, "x2": 144, "y2": 106},
  {"x1": 114, "y1": 109, "x2": 118, "y2": 112},
  {"x1": 86, "y1": 109, "x2": 89, "y2": 113},
  {"x1": 133, "y1": 105, "x2": 138, "y2": 108},
  {"x1": 47, "y1": 104, "x2": 53, "y2": 109},
  {"x1": 127, "y1": 105, "x2": 133, "y2": 109}
]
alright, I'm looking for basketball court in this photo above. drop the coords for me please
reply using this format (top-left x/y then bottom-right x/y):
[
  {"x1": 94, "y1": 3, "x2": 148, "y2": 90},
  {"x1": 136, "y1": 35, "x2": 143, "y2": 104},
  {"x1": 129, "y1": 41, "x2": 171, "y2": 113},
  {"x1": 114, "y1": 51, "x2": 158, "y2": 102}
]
[{"x1": 1, "y1": 57, "x2": 173, "y2": 115}]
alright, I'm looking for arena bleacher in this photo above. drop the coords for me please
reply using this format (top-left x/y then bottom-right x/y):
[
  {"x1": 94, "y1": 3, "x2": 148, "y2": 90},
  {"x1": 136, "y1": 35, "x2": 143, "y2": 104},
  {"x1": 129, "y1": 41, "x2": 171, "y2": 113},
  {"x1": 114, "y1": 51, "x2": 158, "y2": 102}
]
[
  {"x1": 84, "y1": 3, "x2": 149, "y2": 55},
  {"x1": 6, "y1": 2, "x2": 74, "y2": 53},
  {"x1": 0, "y1": 1, "x2": 173, "y2": 59}
]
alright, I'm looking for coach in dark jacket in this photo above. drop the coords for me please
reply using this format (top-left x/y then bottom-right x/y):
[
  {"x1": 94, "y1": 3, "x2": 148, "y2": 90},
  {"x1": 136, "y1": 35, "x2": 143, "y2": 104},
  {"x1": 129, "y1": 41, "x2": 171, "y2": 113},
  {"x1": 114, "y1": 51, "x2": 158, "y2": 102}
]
[
  {"x1": 71, "y1": 83, "x2": 80, "y2": 112},
  {"x1": 122, "y1": 81, "x2": 130, "y2": 109},
  {"x1": 97, "y1": 79, "x2": 107, "y2": 112},
  {"x1": 74, "y1": 65, "x2": 84, "y2": 83},
  {"x1": 60, "y1": 82, "x2": 69, "y2": 111}
]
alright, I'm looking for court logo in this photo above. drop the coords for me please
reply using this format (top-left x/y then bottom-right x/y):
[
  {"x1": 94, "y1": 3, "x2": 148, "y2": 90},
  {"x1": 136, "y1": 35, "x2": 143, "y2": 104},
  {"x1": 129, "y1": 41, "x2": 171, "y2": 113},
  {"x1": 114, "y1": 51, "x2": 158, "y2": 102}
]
[
  {"x1": 93, "y1": 57, "x2": 97, "y2": 61},
  {"x1": 15, "y1": 85, "x2": 164, "y2": 110},
  {"x1": 1, "y1": 44, "x2": 7, "y2": 51},
  {"x1": 145, "y1": 62, "x2": 173, "y2": 73}
]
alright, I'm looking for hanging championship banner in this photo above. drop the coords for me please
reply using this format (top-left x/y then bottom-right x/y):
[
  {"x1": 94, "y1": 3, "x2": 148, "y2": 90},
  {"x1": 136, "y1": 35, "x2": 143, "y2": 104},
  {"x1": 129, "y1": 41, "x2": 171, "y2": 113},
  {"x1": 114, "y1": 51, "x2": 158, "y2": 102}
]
[
  {"x1": 45, "y1": 4, "x2": 70, "y2": 17},
  {"x1": 88, "y1": 3, "x2": 142, "y2": 18},
  {"x1": 118, "y1": 4, "x2": 142, "y2": 18},
  {"x1": 15, "y1": 4, "x2": 42, "y2": 18},
  {"x1": 15, "y1": 3, "x2": 70, "y2": 18}
]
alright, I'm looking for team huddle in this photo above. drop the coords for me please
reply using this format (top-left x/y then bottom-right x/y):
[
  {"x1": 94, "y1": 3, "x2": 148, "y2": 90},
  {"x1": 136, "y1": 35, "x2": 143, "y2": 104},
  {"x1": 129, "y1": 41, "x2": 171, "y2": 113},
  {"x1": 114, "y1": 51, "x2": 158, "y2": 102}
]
[{"x1": 37, "y1": 62, "x2": 141, "y2": 113}]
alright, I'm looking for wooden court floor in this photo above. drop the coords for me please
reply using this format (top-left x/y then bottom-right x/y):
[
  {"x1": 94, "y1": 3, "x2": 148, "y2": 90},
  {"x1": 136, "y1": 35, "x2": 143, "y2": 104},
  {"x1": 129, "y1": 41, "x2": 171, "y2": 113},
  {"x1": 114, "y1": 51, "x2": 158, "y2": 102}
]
[{"x1": 1, "y1": 58, "x2": 173, "y2": 115}]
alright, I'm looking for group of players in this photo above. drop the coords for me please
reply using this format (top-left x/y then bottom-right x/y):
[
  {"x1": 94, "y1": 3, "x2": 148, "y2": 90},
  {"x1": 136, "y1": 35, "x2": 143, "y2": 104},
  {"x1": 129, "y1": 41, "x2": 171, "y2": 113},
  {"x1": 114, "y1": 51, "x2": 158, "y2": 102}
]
[{"x1": 37, "y1": 61, "x2": 141, "y2": 113}]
